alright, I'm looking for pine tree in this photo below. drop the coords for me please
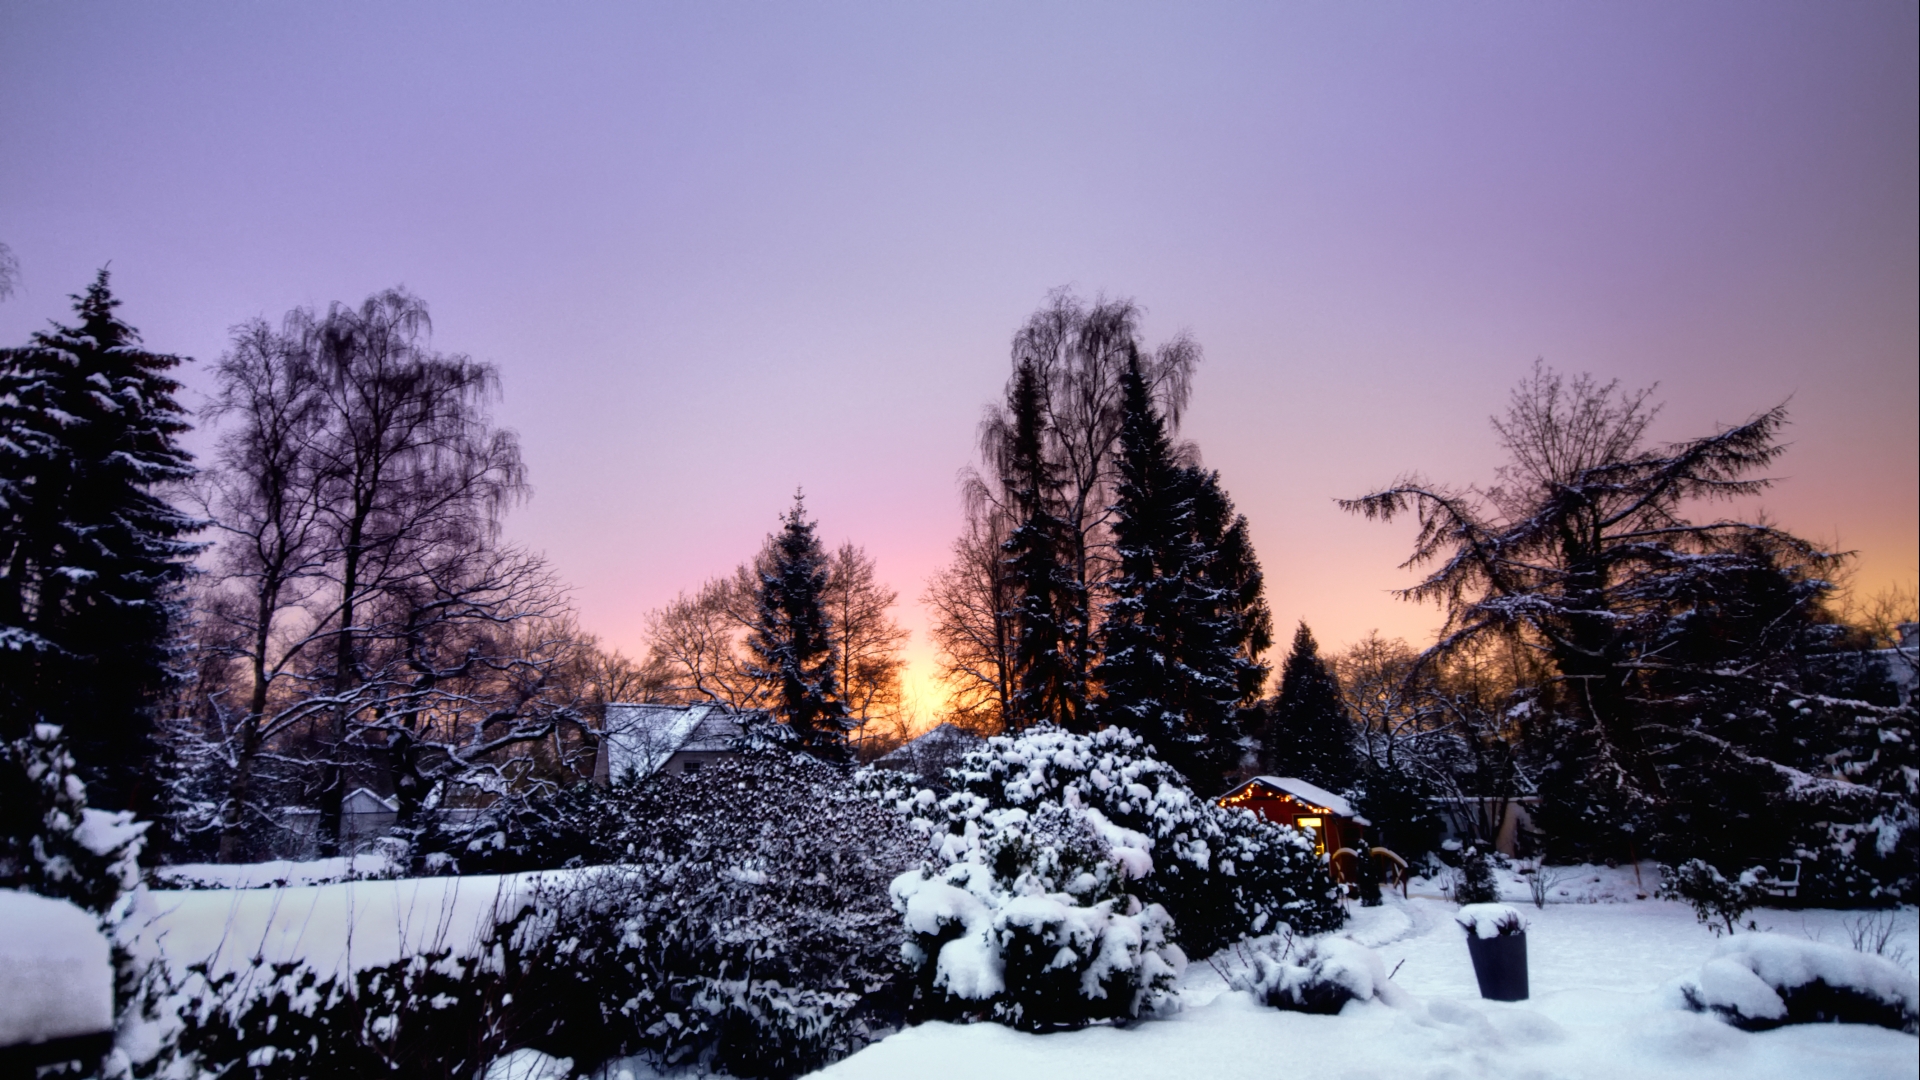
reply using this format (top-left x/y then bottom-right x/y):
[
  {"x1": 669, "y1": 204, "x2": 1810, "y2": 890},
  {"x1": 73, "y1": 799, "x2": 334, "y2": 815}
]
[
  {"x1": 747, "y1": 495, "x2": 852, "y2": 759},
  {"x1": 1266, "y1": 624, "x2": 1357, "y2": 789},
  {"x1": 1094, "y1": 352, "x2": 1267, "y2": 794},
  {"x1": 0, "y1": 271, "x2": 200, "y2": 809},
  {"x1": 1001, "y1": 359, "x2": 1080, "y2": 729}
]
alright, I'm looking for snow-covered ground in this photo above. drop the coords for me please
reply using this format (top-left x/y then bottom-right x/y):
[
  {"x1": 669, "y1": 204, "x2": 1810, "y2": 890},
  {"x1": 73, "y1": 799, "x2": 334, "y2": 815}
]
[
  {"x1": 812, "y1": 866, "x2": 1919, "y2": 1080},
  {"x1": 133, "y1": 861, "x2": 1919, "y2": 1079},
  {"x1": 143, "y1": 871, "x2": 556, "y2": 980}
]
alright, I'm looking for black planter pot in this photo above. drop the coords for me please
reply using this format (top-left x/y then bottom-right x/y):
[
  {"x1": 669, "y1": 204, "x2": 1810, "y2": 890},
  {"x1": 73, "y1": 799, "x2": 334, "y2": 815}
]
[{"x1": 1465, "y1": 931, "x2": 1529, "y2": 1001}]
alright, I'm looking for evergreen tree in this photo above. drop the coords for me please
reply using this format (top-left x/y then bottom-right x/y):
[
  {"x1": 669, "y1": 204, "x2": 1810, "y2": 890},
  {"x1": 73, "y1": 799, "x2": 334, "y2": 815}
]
[
  {"x1": 0, "y1": 271, "x2": 199, "y2": 809},
  {"x1": 1094, "y1": 352, "x2": 1267, "y2": 793},
  {"x1": 1265, "y1": 624, "x2": 1357, "y2": 789},
  {"x1": 1001, "y1": 359, "x2": 1080, "y2": 729},
  {"x1": 747, "y1": 495, "x2": 851, "y2": 759}
]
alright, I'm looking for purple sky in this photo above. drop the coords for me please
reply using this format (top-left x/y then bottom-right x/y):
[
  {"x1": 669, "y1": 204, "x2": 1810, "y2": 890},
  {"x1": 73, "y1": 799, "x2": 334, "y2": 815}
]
[{"x1": 4, "y1": 2, "x2": 1915, "y2": 719}]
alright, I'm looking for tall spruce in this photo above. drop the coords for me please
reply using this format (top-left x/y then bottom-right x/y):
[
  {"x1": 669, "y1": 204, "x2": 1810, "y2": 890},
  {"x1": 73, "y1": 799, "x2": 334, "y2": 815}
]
[
  {"x1": 1001, "y1": 359, "x2": 1080, "y2": 728},
  {"x1": 1094, "y1": 351, "x2": 1266, "y2": 793},
  {"x1": 1265, "y1": 623, "x2": 1356, "y2": 789},
  {"x1": 747, "y1": 495, "x2": 851, "y2": 759},
  {"x1": 0, "y1": 271, "x2": 199, "y2": 809}
]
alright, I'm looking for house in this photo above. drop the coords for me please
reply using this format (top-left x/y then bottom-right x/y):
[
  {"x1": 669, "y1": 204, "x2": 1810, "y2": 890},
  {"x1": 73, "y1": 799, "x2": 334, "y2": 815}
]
[
  {"x1": 871, "y1": 722, "x2": 984, "y2": 784},
  {"x1": 593, "y1": 703, "x2": 757, "y2": 784},
  {"x1": 1217, "y1": 775, "x2": 1371, "y2": 861}
]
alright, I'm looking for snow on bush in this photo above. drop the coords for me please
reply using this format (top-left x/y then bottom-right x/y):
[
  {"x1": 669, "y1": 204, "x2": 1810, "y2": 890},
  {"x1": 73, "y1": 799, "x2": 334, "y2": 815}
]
[
  {"x1": 1451, "y1": 846, "x2": 1500, "y2": 905},
  {"x1": 132, "y1": 746, "x2": 923, "y2": 1080},
  {"x1": 889, "y1": 829, "x2": 1184, "y2": 1031},
  {"x1": 501, "y1": 747, "x2": 926, "y2": 1079},
  {"x1": 1658, "y1": 858, "x2": 1762, "y2": 935},
  {"x1": 1678, "y1": 932, "x2": 1919, "y2": 1033},
  {"x1": 1228, "y1": 935, "x2": 1408, "y2": 1015},
  {"x1": 900, "y1": 724, "x2": 1341, "y2": 959}
]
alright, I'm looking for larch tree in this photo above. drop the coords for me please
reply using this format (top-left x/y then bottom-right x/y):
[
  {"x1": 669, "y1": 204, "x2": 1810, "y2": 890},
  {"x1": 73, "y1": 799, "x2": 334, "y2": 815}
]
[
  {"x1": 0, "y1": 270, "x2": 201, "y2": 810},
  {"x1": 1265, "y1": 624, "x2": 1356, "y2": 790},
  {"x1": 747, "y1": 495, "x2": 851, "y2": 759}
]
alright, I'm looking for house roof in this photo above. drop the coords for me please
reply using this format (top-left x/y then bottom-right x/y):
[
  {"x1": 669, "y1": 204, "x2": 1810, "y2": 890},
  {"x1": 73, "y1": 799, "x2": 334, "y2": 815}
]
[
  {"x1": 600, "y1": 703, "x2": 748, "y2": 781},
  {"x1": 873, "y1": 722, "x2": 984, "y2": 778},
  {"x1": 341, "y1": 787, "x2": 398, "y2": 815},
  {"x1": 1223, "y1": 775, "x2": 1368, "y2": 824}
]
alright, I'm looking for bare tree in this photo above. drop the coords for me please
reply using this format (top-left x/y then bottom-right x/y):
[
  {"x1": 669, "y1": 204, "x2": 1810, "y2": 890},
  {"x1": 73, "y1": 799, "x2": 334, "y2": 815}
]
[
  {"x1": 923, "y1": 518, "x2": 1016, "y2": 733},
  {"x1": 940, "y1": 291, "x2": 1200, "y2": 729},
  {"x1": 641, "y1": 574, "x2": 766, "y2": 707},
  {"x1": 192, "y1": 289, "x2": 597, "y2": 859},
  {"x1": 823, "y1": 542, "x2": 909, "y2": 741},
  {"x1": 196, "y1": 314, "x2": 334, "y2": 860}
]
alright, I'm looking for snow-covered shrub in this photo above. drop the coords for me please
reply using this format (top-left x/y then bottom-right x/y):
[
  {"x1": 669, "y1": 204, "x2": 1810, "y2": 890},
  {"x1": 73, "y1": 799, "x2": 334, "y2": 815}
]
[
  {"x1": 505, "y1": 747, "x2": 924, "y2": 1079},
  {"x1": 926, "y1": 725, "x2": 1340, "y2": 957},
  {"x1": 167, "y1": 939, "x2": 541, "y2": 1079},
  {"x1": 1659, "y1": 858, "x2": 1761, "y2": 935},
  {"x1": 1678, "y1": 932, "x2": 1919, "y2": 1033},
  {"x1": 889, "y1": 807, "x2": 1184, "y2": 1032},
  {"x1": 0, "y1": 723, "x2": 146, "y2": 918},
  {"x1": 1229, "y1": 935, "x2": 1404, "y2": 1015},
  {"x1": 1452, "y1": 846, "x2": 1499, "y2": 905},
  {"x1": 406, "y1": 778, "x2": 618, "y2": 875}
]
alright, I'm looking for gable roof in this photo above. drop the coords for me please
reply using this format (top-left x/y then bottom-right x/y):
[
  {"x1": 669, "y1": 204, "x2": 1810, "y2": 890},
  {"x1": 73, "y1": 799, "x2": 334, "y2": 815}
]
[
  {"x1": 600, "y1": 703, "x2": 749, "y2": 781},
  {"x1": 1222, "y1": 775, "x2": 1367, "y2": 823},
  {"x1": 873, "y1": 722, "x2": 984, "y2": 779}
]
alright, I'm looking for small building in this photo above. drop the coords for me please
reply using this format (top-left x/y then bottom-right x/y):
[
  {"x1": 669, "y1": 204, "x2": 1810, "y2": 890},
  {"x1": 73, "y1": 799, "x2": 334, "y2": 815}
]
[
  {"x1": 1217, "y1": 775, "x2": 1370, "y2": 860},
  {"x1": 593, "y1": 703, "x2": 757, "y2": 785},
  {"x1": 870, "y1": 722, "x2": 984, "y2": 785}
]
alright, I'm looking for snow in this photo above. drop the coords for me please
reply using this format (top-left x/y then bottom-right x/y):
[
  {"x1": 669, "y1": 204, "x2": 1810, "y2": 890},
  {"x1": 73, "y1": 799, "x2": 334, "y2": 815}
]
[
  {"x1": 482, "y1": 1048, "x2": 574, "y2": 1079},
  {"x1": 1456, "y1": 902, "x2": 1529, "y2": 938},
  {"x1": 0, "y1": 890, "x2": 114, "y2": 1046},
  {"x1": 1243, "y1": 775, "x2": 1364, "y2": 821},
  {"x1": 151, "y1": 851, "x2": 398, "y2": 889},
  {"x1": 813, "y1": 887, "x2": 1920, "y2": 1080},
  {"x1": 142, "y1": 871, "x2": 562, "y2": 981},
  {"x1": 1679, "y1": 933, "x2": 1919, "y2": 1027}
]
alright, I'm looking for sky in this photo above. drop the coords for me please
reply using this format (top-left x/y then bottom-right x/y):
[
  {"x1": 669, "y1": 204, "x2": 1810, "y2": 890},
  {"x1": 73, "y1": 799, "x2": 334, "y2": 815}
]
[{"x1": 3, "y1": 2, "x2": 1915, "y2": 724}]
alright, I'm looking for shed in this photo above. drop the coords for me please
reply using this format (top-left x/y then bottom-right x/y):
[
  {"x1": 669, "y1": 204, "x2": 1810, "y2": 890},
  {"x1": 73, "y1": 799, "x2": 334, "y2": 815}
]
[
  {"x1": 1217, "y1": 775, "x2": 1371, "y2": 861},
  {"x1": 594, "y1": 703, "x2": 756, "y2": 785}
]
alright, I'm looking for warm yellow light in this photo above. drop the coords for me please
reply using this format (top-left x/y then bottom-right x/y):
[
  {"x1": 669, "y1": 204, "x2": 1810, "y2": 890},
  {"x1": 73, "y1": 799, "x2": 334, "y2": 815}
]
[{"x1": 1298, "y1": 816, "x2": 1323, "y2": 829}]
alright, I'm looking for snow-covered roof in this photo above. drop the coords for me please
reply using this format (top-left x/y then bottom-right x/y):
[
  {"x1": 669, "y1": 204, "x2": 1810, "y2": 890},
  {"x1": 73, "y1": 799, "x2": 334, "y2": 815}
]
[
  {"x1": 600, "y1": 703, "x2": 748, "y2": 781},
  {"x1": 1229, "y1": 775, "x2": 1365, "y2": 821},
  {"x1": 873, "y1": 722, "x2": 984, "y2": 780},
  {"x1": 342, "y1": 787, "x2": 398, "y2": 815}
]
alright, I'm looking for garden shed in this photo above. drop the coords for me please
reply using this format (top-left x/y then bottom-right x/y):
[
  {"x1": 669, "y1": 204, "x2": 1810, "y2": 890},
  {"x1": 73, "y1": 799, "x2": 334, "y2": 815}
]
[{"x1": 1217, "y1": 775, "x2": 1370, "y2": 861}]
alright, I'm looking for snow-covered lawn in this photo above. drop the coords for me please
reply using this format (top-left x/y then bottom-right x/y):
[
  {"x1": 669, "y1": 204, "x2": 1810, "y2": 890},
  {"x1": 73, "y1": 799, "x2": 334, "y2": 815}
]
[
  {"x1": 814, "y1": 871, "x2": 1919, "y2": 1080},
  {"x1": 133, "y1": 863, "x2": 1919, "y2": 1079},
  {"x1": 144, "y1": 871, "x2": 555, "y2": 980}
]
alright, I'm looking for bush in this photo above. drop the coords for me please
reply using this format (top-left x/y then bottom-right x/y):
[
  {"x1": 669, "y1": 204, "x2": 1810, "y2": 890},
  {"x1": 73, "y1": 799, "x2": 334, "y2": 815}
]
[
  {"x1": 1453, "y1": 846, "x2": 1499, "y2": 906},
  {"x1": 1230, "y1": 935, "x2": 1401, "y2": 1015},
  {"x1": 512, "y1": 747, "x2": 925, "y2": 1078},
  {"x1": 1659, "y1": 858, "x2": 1761, "y2": 935},
  {"x1": 1679, "y1": 933, "x2": 1918, "y2": 1033},
  {"x1": 889, "y1": 803, "x2": 1183, "y2": 1032},
  {"x1": 920, "y1": 725, "x2": 1341, "y2": 957}
]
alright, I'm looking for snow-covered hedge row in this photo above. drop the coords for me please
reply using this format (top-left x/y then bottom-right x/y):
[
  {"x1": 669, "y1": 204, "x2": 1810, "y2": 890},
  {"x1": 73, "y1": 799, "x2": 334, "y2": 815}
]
[
  {"x1": 1678, "y1": 933, "x2": 1919, "y2": 1034},
  {"x1": 137, "y1": 747, "x2": 924, "y2": 1080}
]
